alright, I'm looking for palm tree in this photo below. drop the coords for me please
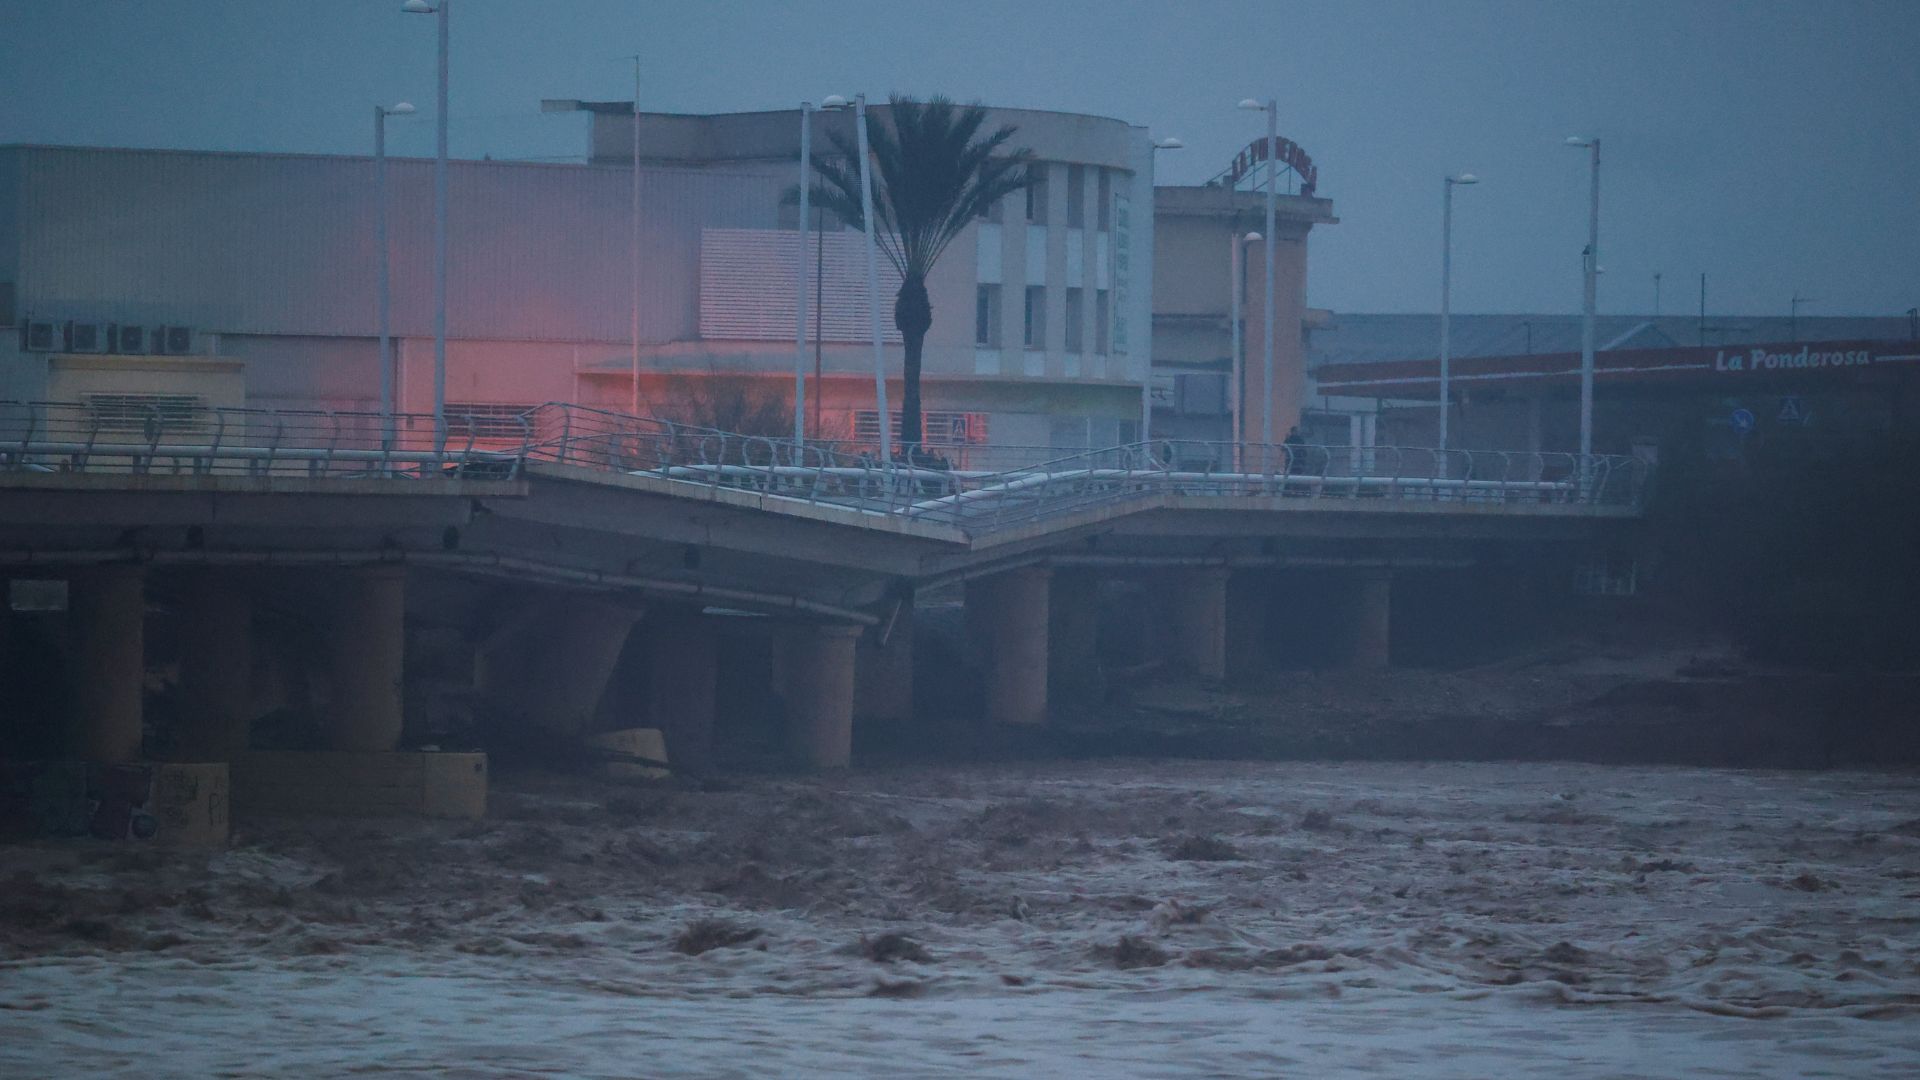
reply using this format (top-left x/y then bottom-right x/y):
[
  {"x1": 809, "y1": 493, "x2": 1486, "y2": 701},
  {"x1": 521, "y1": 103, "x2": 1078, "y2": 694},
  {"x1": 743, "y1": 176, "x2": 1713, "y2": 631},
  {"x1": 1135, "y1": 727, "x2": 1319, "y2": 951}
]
[{"x1": 805, "y1": 96, "x2": 1034, "y2": 456}]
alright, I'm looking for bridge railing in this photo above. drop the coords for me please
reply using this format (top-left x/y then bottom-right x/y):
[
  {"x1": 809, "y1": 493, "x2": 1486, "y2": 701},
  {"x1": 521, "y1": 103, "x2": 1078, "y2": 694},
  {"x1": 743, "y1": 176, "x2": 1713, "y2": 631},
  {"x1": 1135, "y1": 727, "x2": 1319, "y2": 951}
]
[
  {"x1": 517, "y1": 405, "x2": 1644, "y2": 529},
  {"x1": 0, "y1": 399, "x2": 525, "y2": 479},
  {"x1": 3, "y1": 399, "x2": 1646, "y2": 529}
]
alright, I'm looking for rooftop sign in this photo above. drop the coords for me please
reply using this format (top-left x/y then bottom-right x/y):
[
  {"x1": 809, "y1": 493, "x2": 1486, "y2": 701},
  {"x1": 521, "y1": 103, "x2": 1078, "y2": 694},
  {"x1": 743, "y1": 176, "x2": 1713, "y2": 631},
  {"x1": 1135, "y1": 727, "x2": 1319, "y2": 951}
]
[{"x1": 1226, "y1": 136, "x2": 1318, "y2": 197}]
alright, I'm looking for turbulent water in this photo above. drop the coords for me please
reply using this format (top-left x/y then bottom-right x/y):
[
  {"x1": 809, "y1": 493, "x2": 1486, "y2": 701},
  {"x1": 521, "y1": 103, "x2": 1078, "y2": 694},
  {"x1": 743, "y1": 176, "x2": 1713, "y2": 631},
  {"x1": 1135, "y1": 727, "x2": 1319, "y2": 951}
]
[{"x1": 4, "y1": 760, "x2": 1918, "y2": 1077}]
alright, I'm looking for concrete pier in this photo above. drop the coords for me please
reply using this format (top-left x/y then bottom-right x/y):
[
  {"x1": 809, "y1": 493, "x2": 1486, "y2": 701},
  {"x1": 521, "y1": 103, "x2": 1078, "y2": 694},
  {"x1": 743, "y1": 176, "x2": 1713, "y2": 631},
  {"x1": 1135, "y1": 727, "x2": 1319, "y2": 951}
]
[
  {"x1": 1336, "y1": 571, "x2": 1393, "y2": 670},
  {"x1": 854, "y1": 598, "x2": 914, "y2": 725},
  {"x1": 326, "y1": 567, "x2": 406, "y2": 752},
  {"x1": 779, "y1": 622, "x2": 861, "y2": 768},
  {"x1": 174, "y1": 578, "x2": 253, "y2": 759},
  {"x1": 69, "y1": 565, "x2": 145, "y2": 762},
  {"x1": 1162, "y1": 567, "x2": 1232, "y2": 680},
  {"x1": 646, "y1": 607, "x2": 719, "y2": 771},
  {"x1": 1048, "y1": 569, "x2": 1103, "y2": 708},
  {"x1": 967, "y1": 566, "x2": 1051, "y2": 726},
  {"x1": 1224, "y1": 570, "x2": 1270, "y2": 683}
]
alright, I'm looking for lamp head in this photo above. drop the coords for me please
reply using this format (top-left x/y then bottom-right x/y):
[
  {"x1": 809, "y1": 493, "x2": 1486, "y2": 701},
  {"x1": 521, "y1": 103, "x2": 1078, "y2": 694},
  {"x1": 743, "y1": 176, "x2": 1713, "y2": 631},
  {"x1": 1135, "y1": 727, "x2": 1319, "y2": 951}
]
[
  {"x1": 1449, "y1": 172, "x2": 1478, "y2": 185},
  {"x1": 1243, "y1": 231, "x2": 1263, "y2": 243},
  {"x1": 1237, "y1": 98, "x2": 1266, "y2": 111},
  {"x1": 388, "y1": 102, "x2": 417, "y2": 116},
  {"x1": 401, "y1": 0, "x2": 435, "y2": 12},
  {"x1": 1153, "y1": 137, "x2": 1184, "y2": 150},
  {"x1": 1565, "y1": 136, "x2": 1594, "y2": 147},
  {"x1": 820, "y1": 94, "x2": 849, "y2": 110}
]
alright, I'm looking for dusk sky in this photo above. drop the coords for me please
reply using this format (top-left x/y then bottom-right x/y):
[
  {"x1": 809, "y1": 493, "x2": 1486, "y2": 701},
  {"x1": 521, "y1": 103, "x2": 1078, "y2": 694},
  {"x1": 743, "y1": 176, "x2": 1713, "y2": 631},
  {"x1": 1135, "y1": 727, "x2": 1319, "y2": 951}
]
[{"x1": 4, "y1": 0, "x2": 1915, "y2": 318}]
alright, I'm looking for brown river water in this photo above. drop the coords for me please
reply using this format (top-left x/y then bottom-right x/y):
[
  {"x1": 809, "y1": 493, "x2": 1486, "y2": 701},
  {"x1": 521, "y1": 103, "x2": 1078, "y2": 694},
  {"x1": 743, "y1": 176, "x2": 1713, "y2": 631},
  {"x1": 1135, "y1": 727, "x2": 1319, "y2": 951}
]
[{"x1": 4, "y1": 760, "x2": 1918, "y2": 1077}]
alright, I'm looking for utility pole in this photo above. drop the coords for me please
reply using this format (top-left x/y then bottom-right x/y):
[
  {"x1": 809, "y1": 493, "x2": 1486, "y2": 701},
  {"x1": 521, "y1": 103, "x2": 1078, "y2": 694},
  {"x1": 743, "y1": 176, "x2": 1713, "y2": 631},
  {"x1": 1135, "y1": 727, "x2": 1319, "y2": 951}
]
[
  {"x1": 630, "y1": 57, "x2": 642, "y2": 418},
  {"x1": 1653, "y1": 272, "x2": 1661, "y2": 317},
  {"x1": 1698, "y1": 273, "x2": 1707, "y2": 346},
  {"x1": 1790, "y1": 292, "x2": 1816, "y2": 343}
]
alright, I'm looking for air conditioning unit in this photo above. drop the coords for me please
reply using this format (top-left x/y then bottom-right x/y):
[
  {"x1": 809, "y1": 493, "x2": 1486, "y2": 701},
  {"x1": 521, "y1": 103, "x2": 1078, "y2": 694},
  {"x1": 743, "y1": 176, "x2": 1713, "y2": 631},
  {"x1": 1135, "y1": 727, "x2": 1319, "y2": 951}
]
[
  {"x1": 111, "y1": 324, "x2": 148, "y2": 355},
  {"x1": 64, "y1": 321, "x2": 109, "y2": 354},
  {"x1": 154, "y1": 325, "x2": 194, "y2": 355},
  {"x1": 20, "y1": 319, "x2": 60, "y2": 352}
]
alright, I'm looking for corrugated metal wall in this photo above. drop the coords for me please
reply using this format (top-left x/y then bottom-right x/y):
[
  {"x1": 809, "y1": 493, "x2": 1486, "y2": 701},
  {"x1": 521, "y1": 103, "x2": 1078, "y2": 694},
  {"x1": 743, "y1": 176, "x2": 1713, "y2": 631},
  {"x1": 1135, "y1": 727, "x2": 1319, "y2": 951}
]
[
  {"x1": 5, "y1": 145, "x2": 783, "y2": 344},
  {"x1": 699, "y1": 228, "x2": 903, "y2": 343}
]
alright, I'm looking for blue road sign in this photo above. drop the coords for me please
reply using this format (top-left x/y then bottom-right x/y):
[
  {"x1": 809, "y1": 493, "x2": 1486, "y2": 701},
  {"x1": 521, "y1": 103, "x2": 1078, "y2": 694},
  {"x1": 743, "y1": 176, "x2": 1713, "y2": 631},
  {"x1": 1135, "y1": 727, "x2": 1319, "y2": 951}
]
[{"x1": 1730, "y1": 408, "x2": 1756, "y2": 433}]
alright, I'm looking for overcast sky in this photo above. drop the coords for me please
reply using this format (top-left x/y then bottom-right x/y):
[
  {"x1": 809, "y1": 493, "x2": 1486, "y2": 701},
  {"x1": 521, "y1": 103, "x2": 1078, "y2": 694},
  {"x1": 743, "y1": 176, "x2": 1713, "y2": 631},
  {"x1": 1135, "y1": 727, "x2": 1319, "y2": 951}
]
[{"x1": 3, "y1": 1, "x2": 1915, "y2": 318}]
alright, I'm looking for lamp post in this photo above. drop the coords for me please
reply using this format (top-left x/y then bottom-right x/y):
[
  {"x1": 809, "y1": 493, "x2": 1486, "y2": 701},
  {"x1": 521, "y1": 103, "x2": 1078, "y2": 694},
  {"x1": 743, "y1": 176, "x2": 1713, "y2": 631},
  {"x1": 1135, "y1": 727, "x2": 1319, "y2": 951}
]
[
  {"x1": 374, "y1": 100, "x2": 416, "y2": 451},
  {"x1": 1566, "y1": 136, "x2": 1600, "y2": 472},
  {"x1": 1439, "y1": 172, "x2": 1477, "y2": 452},
  {"x1": 628, "y1": 56, "x2": 642, "y2": 418},
  {"x1": 794, "y1": 97, "x2": 849, "y2": 449},
  {"x1": 402, "y1": 0, "x2": 448, "y2": 454},
  {"x1": 1239, "y1": 98, "x2": 1279, "y2": 464},
  {"x1": 851, "y1": 93, "x2": 890, "y2": 464},
  {"x1": 1141, "y1": 136, "x2": 1183, "y2": 446},
  {"x1": 1230, "y1": 230, "x2": 1260, "y2": 467}
]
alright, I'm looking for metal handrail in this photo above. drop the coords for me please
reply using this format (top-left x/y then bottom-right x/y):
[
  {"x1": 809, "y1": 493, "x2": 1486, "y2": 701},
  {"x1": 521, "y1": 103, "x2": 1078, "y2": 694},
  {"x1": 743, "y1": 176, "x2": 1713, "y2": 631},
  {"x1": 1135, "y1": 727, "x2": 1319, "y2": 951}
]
[{"x1": 1, "y1": 399, "x2": 1646, "y2": 532}]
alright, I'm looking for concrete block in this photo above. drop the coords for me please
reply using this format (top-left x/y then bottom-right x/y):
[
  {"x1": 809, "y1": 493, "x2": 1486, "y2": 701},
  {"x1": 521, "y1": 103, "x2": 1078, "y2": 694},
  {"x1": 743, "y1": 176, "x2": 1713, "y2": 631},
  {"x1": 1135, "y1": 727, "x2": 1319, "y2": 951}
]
[
  {"x1": 586, "y1": 727, "x2": 670, "y2": 781},
  {"x1": 0, "y1": 760, "x2": 229, "y2": 847},
  {"x1": 232, "y1": 751, "x2": 487, "y2": 819}
]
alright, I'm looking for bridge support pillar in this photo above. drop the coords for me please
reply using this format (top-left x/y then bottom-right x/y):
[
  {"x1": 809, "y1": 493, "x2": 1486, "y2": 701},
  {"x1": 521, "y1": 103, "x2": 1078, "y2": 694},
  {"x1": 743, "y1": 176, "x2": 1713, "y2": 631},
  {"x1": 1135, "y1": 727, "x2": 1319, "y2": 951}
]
[
  {"x1": 482, "y1": 597, "x2": 647, "y2": 737},
  {"x1": 647, "y1": 607, "x2": 718, "y2": 772},
  {"x1": 854, "y1": 596, "x2": 913, "y2": 725},
  {"x1": 967, "y1": 566, "x2": 1051, "y2": 726},
  {"x1": 1333, "y1": 571, "x2": 1392, "y2": 671},
  {"x1": 326, "y1": 567, "x2": 406, "y2": 752},
  {"x1": 1162, "y1": 567, "x2": 1232, "y2": 680},
  {"x1": 176, "y1": 578, "x2": 254, "y2": 759},
  {"x1": 779, "y1": 622, "x2": 861, "y2": 768},
  {"x1": 1224, "y1": 570, "x2": 1271, "y2": 684},
  {"x1": 1048, "y1": 570, "x2": 1103, "y2": 709},
  {"x1": 70, "y1": 565, "x2": 146, "y2": 762}
]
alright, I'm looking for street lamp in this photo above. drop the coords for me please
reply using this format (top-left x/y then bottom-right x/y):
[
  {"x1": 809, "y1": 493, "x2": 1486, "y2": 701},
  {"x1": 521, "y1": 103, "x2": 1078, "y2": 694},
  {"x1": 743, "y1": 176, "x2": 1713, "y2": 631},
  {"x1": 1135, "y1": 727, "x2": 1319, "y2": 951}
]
[
  {"x1": 847, "y1": 93, "x2": 890, "y2": 463},
  {"x1": 1239, "y1": 97, "x2": 1279, "y2": 462},
  {"x1": 1439, "y1": 172, "x2": 1478, "y2": 453},
  {"x1": 374, "y1": 100, "x2": 415, "y2": 452},
  {"x1": 794, "y1": 97, "x2": 850, "y2": 449},
  {"x1": 1231, "y1": 231, "x2": 1261, "y2": 466},
  {"x1": 1566, "y1": 136, "x2": 1599, "y2": 474},
  {"x1": 403, "y1": 0, "x2": 449, "y2": 454},
  {"x1": 1144, "y1": 135, "x2": 1183, "y2": 445}
]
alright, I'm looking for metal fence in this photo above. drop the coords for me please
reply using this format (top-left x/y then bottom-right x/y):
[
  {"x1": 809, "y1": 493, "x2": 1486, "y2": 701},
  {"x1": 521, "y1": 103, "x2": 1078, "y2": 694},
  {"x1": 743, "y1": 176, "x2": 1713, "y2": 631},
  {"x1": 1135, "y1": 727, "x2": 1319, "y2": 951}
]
[
  {"x1": 3, "y1": 399, "x2": 1646, "y2": 533},
  {"x1": 0, "y1": 400, "x2": 523, "y2": 479},
  {"x1": 518, "y1": 405, "x2": 1645, "y2": 531}
]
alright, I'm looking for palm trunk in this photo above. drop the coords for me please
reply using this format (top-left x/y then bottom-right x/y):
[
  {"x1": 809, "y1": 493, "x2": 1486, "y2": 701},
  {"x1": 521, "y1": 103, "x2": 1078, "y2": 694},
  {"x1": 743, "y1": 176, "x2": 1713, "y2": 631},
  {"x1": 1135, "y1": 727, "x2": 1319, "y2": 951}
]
[{"x1": 894, "y1": 275, "x2": 932, "y2": 458}]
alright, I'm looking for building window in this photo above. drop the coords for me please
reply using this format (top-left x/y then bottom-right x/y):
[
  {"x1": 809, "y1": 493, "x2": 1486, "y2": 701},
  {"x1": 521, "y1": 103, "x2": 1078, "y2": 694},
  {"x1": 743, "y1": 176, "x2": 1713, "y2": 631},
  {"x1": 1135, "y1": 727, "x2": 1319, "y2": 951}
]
[
  {"x1": 1066, "y1": 164, "x2": 1085, "y2": 227},
  {"x1": 1096, "y1": 170, "x2": 1112, "y2": 230},
  {"x1": 1024, "y1": 286, "x2": 1047, "y2": 350},
  {"x1": 1064, "y1": 287, "x2": 1084, "y2": 353},
  {"x1": 446, "y1": 403, "x2": 538, "y2": 441},
  {"x1": 1094, "y1": 289, "x2": 1110, "y2": 354},
  {"x1": 975, "y1": 284, "x2": 1001, "y2": 346},
  {"x1": 1026, "y1": 169, "x2": 1048, "y2": 224}
]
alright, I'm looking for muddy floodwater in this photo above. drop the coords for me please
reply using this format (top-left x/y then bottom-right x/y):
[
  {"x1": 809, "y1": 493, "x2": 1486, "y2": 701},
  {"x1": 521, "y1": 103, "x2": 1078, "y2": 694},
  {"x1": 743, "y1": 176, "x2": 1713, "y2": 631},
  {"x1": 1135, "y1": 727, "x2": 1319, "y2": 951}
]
[{"x1": 5, "y1": 760, "x2": 1919, "y2": 1077}]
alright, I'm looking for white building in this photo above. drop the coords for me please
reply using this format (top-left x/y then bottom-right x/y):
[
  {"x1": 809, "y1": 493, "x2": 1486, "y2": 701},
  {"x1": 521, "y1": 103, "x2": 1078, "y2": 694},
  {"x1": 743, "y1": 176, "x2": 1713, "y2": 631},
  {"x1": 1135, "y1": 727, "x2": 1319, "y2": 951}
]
[{"x1": 1, "y1": 102, "x2": 1160, "y2": 464}]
